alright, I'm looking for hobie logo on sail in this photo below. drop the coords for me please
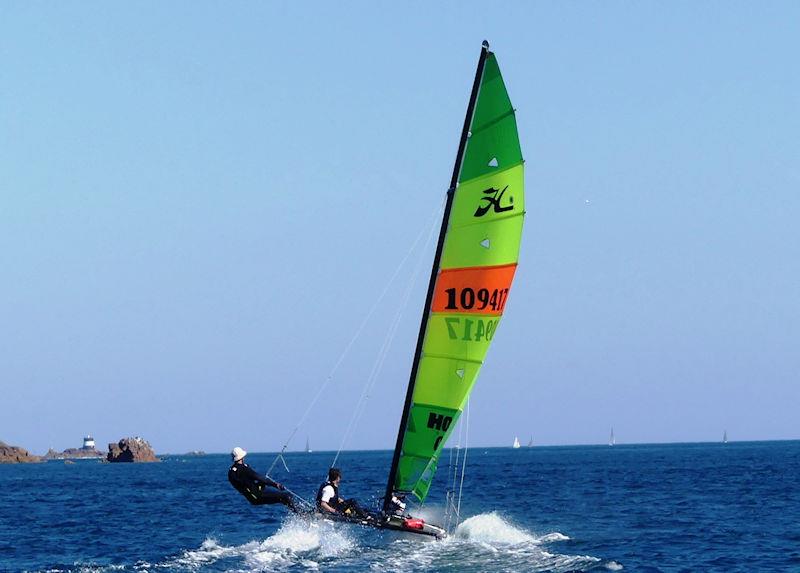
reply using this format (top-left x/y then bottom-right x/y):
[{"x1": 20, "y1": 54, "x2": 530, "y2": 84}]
[{"x1": 474, "y1": 185, "x2": 514, "y2": 217}]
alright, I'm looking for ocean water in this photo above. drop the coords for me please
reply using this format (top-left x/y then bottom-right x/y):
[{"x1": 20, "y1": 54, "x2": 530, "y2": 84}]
[{"x1": 1, "y1": 441, "x2": 798, "y2": 572}]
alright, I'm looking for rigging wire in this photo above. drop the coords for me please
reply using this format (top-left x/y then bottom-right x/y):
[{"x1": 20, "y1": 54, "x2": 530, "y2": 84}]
[
  {"x1": 331, "y1": 202, "x2": 442, "y2": 469},
  {"x1": 444, "y1": 400, "x2": 466, "y2": 531},
  {"x1": 330, "y1": 307, "x2": 402, "y2": 469},
  {"x1": 332, "y1": 309, "x2": 397, "y2": 464},
  {"x1": 280, "y1": 485, "x2": 315, "y2": 510},
  {"x1": 266, "y1": 202, "x2": 444, "y2": 479},
  {"x1": 455, "y1": 398, "x2": 471, "y2": 523},
  {"x1": 444, "y1": 440, "x2": 455, "y2": 530}
]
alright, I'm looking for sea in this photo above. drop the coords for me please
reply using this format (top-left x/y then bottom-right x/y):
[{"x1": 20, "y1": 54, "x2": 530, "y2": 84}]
[{"x1": 1, "y1": 441, "x2": 798, "y2": 573}]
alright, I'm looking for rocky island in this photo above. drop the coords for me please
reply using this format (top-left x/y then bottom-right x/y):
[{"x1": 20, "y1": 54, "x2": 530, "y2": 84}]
[
  {"x1": 43, "y1": 447, "x2": 104, "y2": 460},
  {"x1": 43, "y1": 435, "x2": 104, "y2": 460},
  {"x1": 0, "y1": 440, "x2": 40, "y2": 463},
  {"x1": 107, "y1": 437, "x2": 159, "y2": 462}
]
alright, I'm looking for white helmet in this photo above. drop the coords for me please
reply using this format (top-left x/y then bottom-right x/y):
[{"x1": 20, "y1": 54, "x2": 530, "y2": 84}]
[{"x1": 231, "y1": 447, "x2": 247, "y2": 462}]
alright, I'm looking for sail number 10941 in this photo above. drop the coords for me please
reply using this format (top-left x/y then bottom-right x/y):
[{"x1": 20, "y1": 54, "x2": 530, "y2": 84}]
[{"x1": 443, "y1": 287, "x2": 509, "y2": 312}]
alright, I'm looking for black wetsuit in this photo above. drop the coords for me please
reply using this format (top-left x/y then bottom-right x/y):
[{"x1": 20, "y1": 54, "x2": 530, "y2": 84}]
[
  {"x1": 228, "y1": 461, "x2": 296, "y2": 510},
  {"x1": 315, "y1": 480, "x2": 370, "y2": 519}
]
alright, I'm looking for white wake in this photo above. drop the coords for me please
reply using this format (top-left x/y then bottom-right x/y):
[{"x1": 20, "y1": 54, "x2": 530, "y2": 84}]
[
  {"x1": 371, "y1": 512, "x2": 611, "y2": 573},
  {"x1": 116, "y1": 512, "x2": 615, "y2": 573},
  {"x1": 455, "y1": 511, "x2": 550, "y2": 544},
  {"x1": 159, "y1": 514, "x2": 356, "y2": 571}
]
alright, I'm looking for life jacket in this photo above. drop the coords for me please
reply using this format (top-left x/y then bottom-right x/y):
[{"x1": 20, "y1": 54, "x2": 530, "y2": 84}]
[{"x1": 315, "y1": 480, "x2": 339, "y2": 509}]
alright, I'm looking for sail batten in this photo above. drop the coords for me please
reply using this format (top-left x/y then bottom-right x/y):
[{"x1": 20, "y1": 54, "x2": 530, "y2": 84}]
[
  {"x1": 420, "y1": 353, "x2": 485, "y2": 364},
  {"x1": 385, "y1": 44, "x2": 524, "y2": 507}
]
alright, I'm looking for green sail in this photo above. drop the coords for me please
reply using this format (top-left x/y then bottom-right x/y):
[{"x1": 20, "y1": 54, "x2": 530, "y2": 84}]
[{"x1": 392, "y1": 50, "x2": 525, "y2": 502}]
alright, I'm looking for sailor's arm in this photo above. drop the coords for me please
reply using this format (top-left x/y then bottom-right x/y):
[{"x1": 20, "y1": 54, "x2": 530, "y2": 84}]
[
  {"x1": 320, "y1": 500, "x2": 338, "y2": 514},
  {"x1": 261, "y1": 474, "x2": 281, "y2": 489},
  {"x1": 242, "y1": 464, "x2": 279, "y2": 488}
]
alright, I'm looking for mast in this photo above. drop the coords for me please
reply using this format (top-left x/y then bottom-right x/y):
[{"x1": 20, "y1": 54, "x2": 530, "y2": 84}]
[{"x1": 383, "y1": 41, "x2": 491, "y2": 513}]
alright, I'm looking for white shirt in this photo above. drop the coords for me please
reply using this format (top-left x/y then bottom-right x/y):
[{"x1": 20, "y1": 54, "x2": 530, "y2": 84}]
[{"x1": 320, "y1": 484, "x2": 336, "y2": 504}]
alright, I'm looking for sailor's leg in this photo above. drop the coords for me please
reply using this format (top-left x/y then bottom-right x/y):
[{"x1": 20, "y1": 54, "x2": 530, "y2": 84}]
[
  {"x1": 342, "y1": 498, "x2": 370, "y2": 519},
  {"x1": 255, "y1": 490, "x2": 296, "y2": 511}
]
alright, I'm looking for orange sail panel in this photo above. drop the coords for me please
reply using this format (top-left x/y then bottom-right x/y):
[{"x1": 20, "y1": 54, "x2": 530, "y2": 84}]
[{"x1": 431, "y1": 264, "x2": 517, "y2": 315}]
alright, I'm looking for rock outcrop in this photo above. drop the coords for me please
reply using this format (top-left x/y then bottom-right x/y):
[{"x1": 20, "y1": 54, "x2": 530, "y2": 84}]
[
  {"x1": 107, "y1": 437, "x2": 159, "y2": 462},
  {"x1": 43, "y1": 447, "x2": 104, "y2": 460},
  {"x1": 0, "y1": 440, "x2": 40, "y2": 463}
]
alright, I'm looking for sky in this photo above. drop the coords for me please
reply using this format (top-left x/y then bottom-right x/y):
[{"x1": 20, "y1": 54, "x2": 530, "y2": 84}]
[{"x1": 1, "y1": 2, "x2": 798, "y2": 456}]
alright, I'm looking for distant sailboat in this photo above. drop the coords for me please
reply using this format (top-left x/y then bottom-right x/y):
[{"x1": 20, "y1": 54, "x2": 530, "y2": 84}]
[
  {"x1": 722, "y1": 430, "x2": 728, "y2": 444},
  {"x1": 527, "y1": 436, "x2": 533, "y2": 448},
  {"x1": 609, "y1": 428, "x2": 615, "y2": 446},
  {"x1": 305, "y1": 437, "x2": 312, "y2": 453},
  {"x1": 512, "y1": 436, "x2": 521, "y2": 449}
]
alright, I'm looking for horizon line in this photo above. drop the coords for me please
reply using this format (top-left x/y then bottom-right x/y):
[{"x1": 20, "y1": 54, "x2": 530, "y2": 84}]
[{"x1": 155, "y1": 437, "x2": 799, "y2": 457}]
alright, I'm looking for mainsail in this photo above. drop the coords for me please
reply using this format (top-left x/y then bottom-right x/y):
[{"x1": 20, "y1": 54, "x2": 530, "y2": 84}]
[{"x1": 384, "y1": 42, "x2": 525, "y2": 507}]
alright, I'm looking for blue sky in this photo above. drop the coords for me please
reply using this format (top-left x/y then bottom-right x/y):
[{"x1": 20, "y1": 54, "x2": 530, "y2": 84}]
[{"x1": 1, "y1": 2, "x2": 798, "y2": 455}]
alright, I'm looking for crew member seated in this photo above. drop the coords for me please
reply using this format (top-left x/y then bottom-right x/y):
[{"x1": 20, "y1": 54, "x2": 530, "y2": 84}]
[
  {"x1": 387, "y1": 494, "x2": 407, "y2": 516},
  {"x1": 316, "y1": 467, "x2": 372, "y2": 520},
  {"x1": 228, "y1": 446, "x2": 297, "y2": 511}
]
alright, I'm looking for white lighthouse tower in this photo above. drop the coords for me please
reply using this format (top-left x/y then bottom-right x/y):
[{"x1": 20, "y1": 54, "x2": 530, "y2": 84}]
[{"x1": 82, "y1": 435, "x2": 96, "y2": 450}]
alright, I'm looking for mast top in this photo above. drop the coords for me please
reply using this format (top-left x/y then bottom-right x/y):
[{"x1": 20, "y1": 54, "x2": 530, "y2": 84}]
[{"x1": 482, "y1": 40, "x2": 490, "y2": 49}]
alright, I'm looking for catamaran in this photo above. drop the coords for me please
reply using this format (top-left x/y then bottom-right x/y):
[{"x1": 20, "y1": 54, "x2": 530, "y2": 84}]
[
  {"x1": 269, "y1": 41, "x2": 524, "y2": 539},
  {"x1": 375, "y1": 40, "x2": 525, "y2": 538}
]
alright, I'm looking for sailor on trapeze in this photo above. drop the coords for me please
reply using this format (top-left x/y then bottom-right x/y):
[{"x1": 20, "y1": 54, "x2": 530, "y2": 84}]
[{"x1": 228, "y1": 447, "x2": 297, "y2": 511}]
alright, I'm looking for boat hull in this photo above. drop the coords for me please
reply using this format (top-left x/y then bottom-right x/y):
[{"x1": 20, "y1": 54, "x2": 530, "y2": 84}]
[{"x1": 314, "y1": 511, "x2": 446, "y2": 539}]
